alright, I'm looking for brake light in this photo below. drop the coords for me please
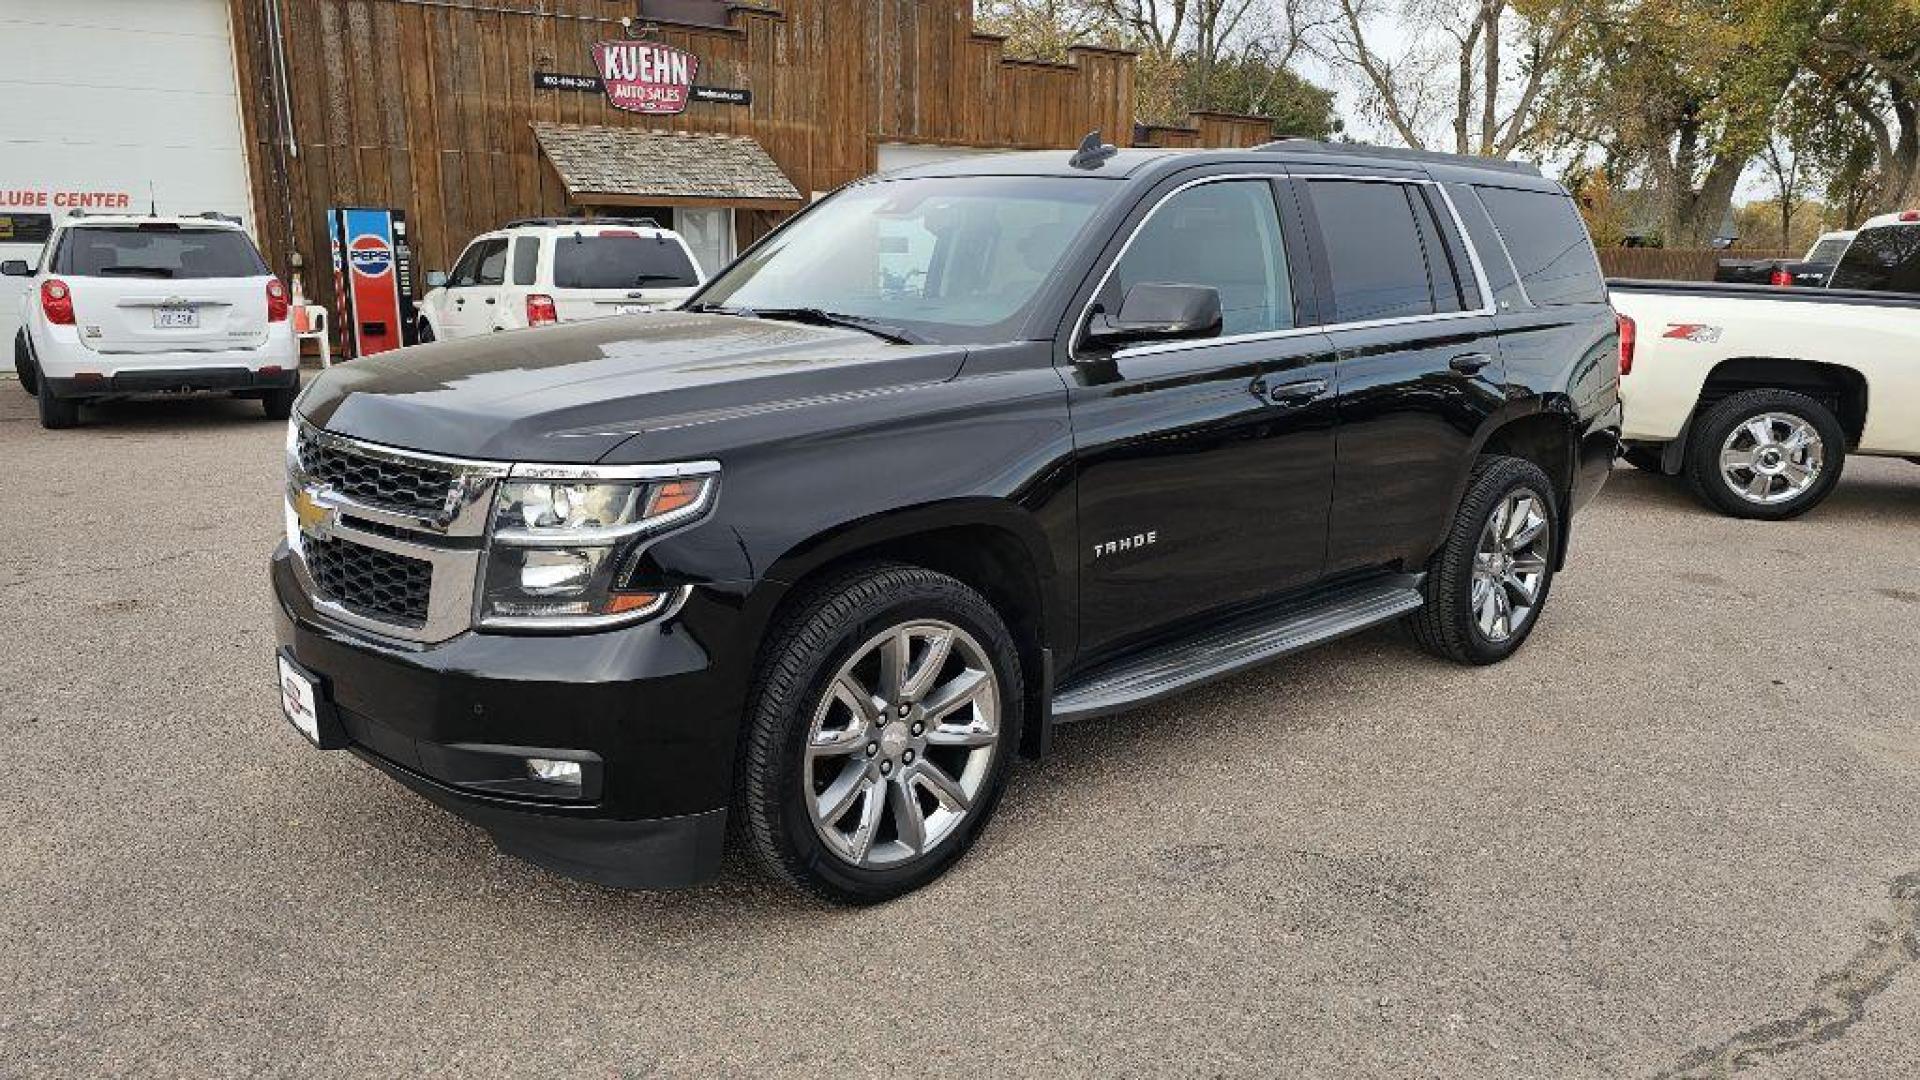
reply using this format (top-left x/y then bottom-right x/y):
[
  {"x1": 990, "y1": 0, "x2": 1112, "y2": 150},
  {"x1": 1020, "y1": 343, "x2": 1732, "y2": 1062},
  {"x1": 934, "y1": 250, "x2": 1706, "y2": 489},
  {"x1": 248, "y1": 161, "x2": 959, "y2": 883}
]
[
  {"x1": 1616, "y1": 313, "x2": 1636, "y2": 377},
  {"x1": 266, "y1": 277, "x2": 289, "y2": 322},
  {"x1": 1769, "y1": 267, "x2": 1794, "y2": 287},
  {"x1": 41, "y1": 279, "x2": 75, "y2": 325},
  {"x1": 1901, "y1": 210, "x2": 1919, "y2": 222},
  {"x1": 526, "y1": 294, "x2": 558, "y2": 327}
]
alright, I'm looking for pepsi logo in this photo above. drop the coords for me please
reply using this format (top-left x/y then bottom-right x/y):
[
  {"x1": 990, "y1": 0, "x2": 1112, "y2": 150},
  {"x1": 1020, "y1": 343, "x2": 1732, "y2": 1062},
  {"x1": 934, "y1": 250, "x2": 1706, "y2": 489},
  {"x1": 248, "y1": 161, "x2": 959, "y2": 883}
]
[{"x1": 348, "y1": 234, "x2": 393, "y2": 278}]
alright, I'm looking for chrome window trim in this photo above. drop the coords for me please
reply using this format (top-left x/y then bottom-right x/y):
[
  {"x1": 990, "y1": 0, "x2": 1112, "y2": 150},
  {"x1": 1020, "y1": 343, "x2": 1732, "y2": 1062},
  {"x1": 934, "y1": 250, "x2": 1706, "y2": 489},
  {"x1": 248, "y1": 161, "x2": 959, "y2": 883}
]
[{"x1": 1071, "y1": 171, "x2": 1499, "y2": 364}]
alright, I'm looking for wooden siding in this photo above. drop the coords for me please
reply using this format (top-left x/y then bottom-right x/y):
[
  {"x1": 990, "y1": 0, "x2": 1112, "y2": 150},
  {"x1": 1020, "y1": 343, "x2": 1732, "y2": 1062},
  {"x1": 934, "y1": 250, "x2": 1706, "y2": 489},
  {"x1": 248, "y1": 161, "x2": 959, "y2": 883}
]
[{"x1": 228, "y1": 0, "x2": 1277, "y2": 314}]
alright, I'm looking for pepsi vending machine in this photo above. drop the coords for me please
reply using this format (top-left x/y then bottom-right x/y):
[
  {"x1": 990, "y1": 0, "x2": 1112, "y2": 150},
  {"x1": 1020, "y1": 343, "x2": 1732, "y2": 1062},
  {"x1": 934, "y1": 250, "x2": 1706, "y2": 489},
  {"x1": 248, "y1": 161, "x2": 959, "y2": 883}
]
[{"x1": 325, "y1": 207, "x2": 417, "y2": 359}]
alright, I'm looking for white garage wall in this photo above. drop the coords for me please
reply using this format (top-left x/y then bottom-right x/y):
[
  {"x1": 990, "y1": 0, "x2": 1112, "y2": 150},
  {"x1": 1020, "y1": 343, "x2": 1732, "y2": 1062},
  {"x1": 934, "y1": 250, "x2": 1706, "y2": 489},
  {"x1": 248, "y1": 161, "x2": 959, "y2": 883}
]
[{"x1": 0, "y1": 0, "x2": 253, "y2": 350}]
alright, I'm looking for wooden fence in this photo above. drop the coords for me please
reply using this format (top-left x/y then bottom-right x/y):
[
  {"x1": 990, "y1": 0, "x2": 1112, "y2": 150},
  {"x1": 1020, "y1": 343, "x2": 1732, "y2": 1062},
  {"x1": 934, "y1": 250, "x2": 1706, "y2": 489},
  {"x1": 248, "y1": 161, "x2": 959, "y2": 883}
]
[{"x1": 1597, "y1": 247, "x2": 1794, "y2": 282}]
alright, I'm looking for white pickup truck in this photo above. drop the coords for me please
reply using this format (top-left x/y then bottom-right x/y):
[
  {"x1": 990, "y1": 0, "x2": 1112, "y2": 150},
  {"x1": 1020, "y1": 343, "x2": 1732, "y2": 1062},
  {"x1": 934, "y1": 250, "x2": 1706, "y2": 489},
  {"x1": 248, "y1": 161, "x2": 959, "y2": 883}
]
[{"x1": 1612, "y1": 211, "x2": 1920, "y2": 519}]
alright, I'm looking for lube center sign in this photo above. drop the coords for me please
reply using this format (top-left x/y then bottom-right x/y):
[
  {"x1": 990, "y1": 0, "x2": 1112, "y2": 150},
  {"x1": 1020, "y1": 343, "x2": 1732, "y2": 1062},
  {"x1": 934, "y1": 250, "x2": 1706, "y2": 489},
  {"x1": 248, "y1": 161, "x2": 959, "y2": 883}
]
[{"x1": 593, "y1": 41, "x2": 697, "y2": 115}]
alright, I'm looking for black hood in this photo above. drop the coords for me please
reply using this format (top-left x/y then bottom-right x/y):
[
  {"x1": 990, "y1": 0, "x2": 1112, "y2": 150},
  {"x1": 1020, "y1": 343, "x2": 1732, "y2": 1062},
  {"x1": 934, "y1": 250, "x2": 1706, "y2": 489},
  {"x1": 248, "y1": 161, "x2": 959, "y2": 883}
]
[{"x1": 297, "y1": 313, "x2": 968, "y2": 462}]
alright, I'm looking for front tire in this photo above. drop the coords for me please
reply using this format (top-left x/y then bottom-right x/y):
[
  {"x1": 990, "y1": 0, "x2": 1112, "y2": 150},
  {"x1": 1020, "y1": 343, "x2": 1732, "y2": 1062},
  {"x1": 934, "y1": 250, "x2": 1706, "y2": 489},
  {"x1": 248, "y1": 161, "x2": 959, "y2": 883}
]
[
  {"x1": 1685, "y1": 388, "x2": 1844, "y2": 520},
  {"x1": 415, "y1": 319, "x2": 435, "y2": 344},
  {"x1": 14, "y1": 330, "x2": 37, "y2": 396},
  {"x1": 740, "y1": 564, "x2": 1023, "y2": 903},
  {"x1": 1408, "y1": 455, "x2": 1558, "y2": 666}
]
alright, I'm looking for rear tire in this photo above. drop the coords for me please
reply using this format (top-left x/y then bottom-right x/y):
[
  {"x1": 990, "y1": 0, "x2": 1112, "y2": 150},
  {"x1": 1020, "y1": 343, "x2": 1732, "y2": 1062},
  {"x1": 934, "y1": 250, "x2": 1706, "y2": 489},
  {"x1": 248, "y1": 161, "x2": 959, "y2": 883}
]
[
  {"x1": 13, "y1": 330, "x2": 37, "y2": 397},
  {"x1": 739, "y1": 563, "x2": 1023, "y2": 904},
  {"x1": 262, "y1": 384, "x2": 299, "y2": 421},
  {"x1": 1407, "y1": 455, "x2": 1558, "y2": 666},
  {"x1": 37, "y1": 385, "x2": 79, "y2": 429},
  {"x1": 1684, "y1": 388, "x2": 1845, "y2": 520}
]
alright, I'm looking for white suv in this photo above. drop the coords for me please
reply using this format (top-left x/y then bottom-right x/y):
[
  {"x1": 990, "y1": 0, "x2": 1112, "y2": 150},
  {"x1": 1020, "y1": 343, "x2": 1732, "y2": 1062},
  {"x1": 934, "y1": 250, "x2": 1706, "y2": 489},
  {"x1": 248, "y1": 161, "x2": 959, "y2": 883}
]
[
  {"x1": 6, "y1": 213, "x2": 297, "y2": 430},
  {"x1": 416, "y1": 218, "x2": 706, "y2": 342}
]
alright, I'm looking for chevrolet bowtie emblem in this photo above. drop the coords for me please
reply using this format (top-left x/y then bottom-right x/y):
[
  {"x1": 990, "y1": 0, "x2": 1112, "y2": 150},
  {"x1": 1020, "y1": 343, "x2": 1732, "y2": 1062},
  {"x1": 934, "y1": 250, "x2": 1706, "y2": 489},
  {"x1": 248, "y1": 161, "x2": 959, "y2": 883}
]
[{"x1": 292, "y1": 488, "x2": 334, "y2": 539}]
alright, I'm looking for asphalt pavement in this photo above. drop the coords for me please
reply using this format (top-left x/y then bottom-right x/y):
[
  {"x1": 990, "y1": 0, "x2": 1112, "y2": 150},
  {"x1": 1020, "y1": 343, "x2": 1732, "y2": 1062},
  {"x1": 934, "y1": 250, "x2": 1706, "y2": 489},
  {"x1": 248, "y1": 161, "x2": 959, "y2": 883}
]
[{"x1": 2, "y1": 384, "x2": 1917, "y2": 1078}]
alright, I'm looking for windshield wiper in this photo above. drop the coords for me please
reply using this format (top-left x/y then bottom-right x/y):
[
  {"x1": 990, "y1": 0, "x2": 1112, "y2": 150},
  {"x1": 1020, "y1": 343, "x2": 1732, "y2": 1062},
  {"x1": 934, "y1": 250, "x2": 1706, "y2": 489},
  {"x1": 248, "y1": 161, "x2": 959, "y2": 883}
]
[
  {"x1": 696, "y1": 306, "x2": 922, "y2": 344},
  {"x1": 98, "y1": 266, "x2": 176, "y2": 278}
]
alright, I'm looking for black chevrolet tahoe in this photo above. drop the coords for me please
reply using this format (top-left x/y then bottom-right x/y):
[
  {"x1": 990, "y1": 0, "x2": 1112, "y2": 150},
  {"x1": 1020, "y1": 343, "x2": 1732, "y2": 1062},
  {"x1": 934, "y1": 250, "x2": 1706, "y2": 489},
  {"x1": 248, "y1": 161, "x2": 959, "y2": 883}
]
[{"x1": 272, "y1": 140, "x2": 1622, "y2": 902}]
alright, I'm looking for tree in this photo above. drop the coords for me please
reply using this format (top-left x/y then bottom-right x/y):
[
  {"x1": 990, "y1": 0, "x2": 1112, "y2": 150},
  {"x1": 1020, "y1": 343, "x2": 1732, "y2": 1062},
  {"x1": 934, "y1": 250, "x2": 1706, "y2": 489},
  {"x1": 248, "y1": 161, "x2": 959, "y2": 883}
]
[
  {"x1": 1532, "y1": 0, "x2": 1810, "y2": 246},
  {"x1": 1801, "y1": 0, "x2": 1920, "y2": 214},
  {"x1": 1315, "y1": 0, "x2": 1586, "y2": 156},
  {"x1": 977, "y1": 0, "x2": 1340, "y2": 137}
]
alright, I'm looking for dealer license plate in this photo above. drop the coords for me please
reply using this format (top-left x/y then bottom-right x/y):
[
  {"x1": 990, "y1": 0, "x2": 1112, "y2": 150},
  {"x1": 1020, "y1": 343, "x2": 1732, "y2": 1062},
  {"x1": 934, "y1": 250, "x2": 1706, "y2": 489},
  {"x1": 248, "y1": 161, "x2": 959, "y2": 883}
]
[
  {"x1": 277, "y1": 654, "x2": 322, "y2": 745},
  {"x1": 155, "y1": 306, "x2": 199, "y2": 329}
]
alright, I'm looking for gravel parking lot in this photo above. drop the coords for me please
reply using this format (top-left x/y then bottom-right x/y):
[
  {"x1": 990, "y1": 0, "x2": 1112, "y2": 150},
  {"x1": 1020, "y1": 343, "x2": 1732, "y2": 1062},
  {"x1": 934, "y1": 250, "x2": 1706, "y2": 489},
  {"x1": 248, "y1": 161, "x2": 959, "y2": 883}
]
[{"x1": 2, "y1": 384, "x2": 1917, "y2": 1078}]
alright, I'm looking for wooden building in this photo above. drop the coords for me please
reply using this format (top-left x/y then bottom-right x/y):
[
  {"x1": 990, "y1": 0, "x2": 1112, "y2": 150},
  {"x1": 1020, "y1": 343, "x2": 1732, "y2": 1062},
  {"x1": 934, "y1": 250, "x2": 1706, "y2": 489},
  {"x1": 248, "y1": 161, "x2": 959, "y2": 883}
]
[{"x1": 225, "y1": 0, "x2": 1281, "y2": 306}]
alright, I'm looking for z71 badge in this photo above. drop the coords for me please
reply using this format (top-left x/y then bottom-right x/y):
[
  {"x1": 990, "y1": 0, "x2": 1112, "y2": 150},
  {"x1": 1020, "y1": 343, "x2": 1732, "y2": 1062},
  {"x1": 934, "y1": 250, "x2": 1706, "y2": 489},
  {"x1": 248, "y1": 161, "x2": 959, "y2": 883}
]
[{"x1": 1093, "y1": 531, "x2": 1157, "y2": 560}]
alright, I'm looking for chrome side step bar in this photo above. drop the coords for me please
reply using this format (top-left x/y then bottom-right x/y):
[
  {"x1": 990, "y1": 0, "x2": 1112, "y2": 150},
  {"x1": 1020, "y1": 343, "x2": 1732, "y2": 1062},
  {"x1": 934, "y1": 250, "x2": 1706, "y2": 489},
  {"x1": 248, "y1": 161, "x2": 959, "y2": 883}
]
[{"x1": 1050, "y1": 575, "x2": 1426, "y2": 724}]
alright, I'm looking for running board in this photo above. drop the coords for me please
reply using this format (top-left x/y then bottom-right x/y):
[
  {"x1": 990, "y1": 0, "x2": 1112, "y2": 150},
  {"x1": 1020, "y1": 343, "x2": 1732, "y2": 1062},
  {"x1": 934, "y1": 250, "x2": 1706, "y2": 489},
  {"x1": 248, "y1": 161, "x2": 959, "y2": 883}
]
[{"x1": 1050, "y1": 575, "x2": 1426, "y2": 724}]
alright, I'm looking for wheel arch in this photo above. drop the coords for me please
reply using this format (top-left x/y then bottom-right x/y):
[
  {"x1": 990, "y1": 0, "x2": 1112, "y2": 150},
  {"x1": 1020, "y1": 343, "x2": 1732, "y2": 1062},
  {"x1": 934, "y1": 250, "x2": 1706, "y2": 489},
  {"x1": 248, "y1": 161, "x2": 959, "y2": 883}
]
[
  {"x1": 1694, "y1": 356, "x2": 1868, "y2": 448},
  {"x1": 757, "y1": 500, "x2": 1066, "y2": 760},
  {"x1": 1439, "y1": 401, "x2": 1581, "y2": 571}
]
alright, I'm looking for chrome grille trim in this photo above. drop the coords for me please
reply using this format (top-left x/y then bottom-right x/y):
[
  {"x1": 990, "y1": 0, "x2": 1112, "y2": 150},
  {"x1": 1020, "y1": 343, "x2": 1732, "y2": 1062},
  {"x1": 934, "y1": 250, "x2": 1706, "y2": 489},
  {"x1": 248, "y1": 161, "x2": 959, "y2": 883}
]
[{"x1": 287, "y1": 422, "x2": 510, "y2": 644}]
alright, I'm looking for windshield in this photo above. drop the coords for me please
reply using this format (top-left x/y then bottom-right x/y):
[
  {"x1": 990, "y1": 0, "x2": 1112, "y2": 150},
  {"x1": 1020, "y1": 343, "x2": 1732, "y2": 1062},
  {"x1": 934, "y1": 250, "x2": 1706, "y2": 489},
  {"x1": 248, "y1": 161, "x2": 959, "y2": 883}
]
[
  {"x1": 694, "y1": 176, "x2": 1114, "y2": 344},
  {"x1": 53, "y1": 225, "x2": 268, "y2": 279},
  {"x1": 553, "y1": 233, "x2": 700, "y2": 290}
]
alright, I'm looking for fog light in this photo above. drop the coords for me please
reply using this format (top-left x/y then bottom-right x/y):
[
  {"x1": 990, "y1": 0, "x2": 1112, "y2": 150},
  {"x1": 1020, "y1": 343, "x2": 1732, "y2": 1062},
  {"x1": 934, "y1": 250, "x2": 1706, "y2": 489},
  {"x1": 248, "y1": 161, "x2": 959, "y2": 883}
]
[{"x1": 525, "y1": 757, "x2": 583, "y2": 786}]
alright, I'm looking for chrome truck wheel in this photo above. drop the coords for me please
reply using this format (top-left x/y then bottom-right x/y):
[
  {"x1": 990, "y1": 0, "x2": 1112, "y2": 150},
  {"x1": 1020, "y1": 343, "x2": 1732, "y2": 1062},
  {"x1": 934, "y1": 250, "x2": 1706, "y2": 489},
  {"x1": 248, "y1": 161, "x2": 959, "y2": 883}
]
[{"x1": 1471, "y1": 488, "x2": 1552, "y2": 644}]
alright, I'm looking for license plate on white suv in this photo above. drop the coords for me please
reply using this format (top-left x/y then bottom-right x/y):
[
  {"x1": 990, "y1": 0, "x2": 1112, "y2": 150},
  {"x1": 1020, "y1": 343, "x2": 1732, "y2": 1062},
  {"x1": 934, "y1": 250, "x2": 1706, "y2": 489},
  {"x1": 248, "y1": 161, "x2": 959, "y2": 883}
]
[{"x1": 155, "y1": 306, "x2": 198, "y2": 329}]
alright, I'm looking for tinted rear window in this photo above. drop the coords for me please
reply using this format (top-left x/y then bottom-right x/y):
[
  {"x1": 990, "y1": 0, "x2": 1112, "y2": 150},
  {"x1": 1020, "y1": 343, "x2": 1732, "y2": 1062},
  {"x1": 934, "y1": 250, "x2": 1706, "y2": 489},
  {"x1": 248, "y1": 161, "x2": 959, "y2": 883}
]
[
  {"x1": 552, "y1": 235, "x2": 698, "y2": 290},
  {"x1": 1828, "y1": 224, "x2": 1920, "y2": 293},
  {"x1": 1306, "y1": 180, "x2": 1441, "y2": 323},
  {"x1": 1475, "y1": 187, "x2": 1605, "y2": 306},
  {"x1": 1805, "y1": 237, "x2": 1851, "y2": 265},
  {"x1": 53, "y1": 225, "x2": 268, "y2": 279}
]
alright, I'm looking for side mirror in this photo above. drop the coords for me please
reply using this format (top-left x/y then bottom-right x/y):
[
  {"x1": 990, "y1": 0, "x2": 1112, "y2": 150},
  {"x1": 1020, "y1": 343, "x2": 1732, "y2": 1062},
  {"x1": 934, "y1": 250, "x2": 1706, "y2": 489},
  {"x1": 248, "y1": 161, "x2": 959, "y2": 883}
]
[
  {"x1": 0, "y1": 260, "x2": 32, "y2": 278},
  {"x1": 1082, "y1": 283, "x2": 1223, "y2": 348},
  {"x1": 425, "y1": 270, "x2": 448, "y2": 289}
]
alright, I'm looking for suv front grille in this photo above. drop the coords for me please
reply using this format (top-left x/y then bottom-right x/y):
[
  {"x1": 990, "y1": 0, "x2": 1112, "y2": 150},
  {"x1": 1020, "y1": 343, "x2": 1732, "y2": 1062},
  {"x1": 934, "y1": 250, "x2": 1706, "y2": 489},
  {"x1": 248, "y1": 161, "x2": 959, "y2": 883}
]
[
  {"x1": 304, "y1": 535, "x2": 432, "y2": 628},
  {"x1": 297, "y1": 429, "x2": 456, "y2": 520}
]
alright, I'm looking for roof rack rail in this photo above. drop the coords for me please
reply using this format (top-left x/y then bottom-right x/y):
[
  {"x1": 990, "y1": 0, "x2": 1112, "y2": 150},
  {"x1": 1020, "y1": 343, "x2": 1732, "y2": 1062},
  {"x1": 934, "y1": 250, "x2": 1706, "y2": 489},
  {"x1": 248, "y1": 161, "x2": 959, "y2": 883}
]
[
  {"x1": 1254, "y1": 138, "x2": 1544, "y2": 177},
  {"x1": 504, "y1": 216, "x2": 662, "y2": 230},
  {"x1": 196, "y1": 211, "x2": 243, "y2": 225}
]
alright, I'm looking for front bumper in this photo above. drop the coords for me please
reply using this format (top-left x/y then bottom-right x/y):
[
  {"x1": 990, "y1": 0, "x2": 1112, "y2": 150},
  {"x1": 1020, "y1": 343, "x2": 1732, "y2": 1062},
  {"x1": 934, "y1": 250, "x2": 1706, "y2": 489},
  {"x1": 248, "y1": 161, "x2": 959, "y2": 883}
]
[{"x1": 272, "y1": 544, "x2": 771, "y2": 890}]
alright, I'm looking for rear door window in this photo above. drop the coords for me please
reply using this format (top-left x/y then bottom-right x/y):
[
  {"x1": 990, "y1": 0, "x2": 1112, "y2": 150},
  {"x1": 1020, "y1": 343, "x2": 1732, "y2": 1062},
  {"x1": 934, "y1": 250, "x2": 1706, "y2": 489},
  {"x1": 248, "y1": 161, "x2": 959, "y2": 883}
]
[
  {"x1": 52, "y1": 225, "x2": 268, "y2": 279},
  {"x1": 552, "y1": 234, "x2": 699, "y2": 290},
  {"x1": 1828, "y1": 224, "x2": 1920, "y2": 294},
  {"x1": 510, "y1": 236, "x2": 540, "y2": 286},
  {"x1": 1304, "y1": 180, "x2": 1441, "y2": 323},
  {"x1": 1107, "y1": 178, "x2": 1293, "y2": 336},
  {"x1": 1474, "y1": 186, "x2": 1607, "y2": 306}
]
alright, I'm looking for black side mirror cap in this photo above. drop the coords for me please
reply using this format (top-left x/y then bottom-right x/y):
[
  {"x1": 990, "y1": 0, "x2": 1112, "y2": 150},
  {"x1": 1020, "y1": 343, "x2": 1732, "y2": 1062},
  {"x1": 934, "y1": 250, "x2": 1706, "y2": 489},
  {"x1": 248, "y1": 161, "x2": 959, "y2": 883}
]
[
  {"x1": 1082, "y1": 283, "x2": 1223, "y2": 349},
  {"x1": 0, "y1": 260, "x2": 32, "y2": 278}
]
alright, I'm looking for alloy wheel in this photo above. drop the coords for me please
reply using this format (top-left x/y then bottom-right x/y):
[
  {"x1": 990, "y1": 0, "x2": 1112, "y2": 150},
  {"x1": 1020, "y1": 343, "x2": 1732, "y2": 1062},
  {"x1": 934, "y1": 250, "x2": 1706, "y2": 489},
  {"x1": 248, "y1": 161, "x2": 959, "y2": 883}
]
[
  {"x1": 1471, "y1": 489, "x2": 1551, "y2": 643},
  {"x1": 1719, "y1": 412, "x2": 1823, "y2": 505},
  {"x1": 803, "y1": 620, "x2": 1001, "y2": 869}
]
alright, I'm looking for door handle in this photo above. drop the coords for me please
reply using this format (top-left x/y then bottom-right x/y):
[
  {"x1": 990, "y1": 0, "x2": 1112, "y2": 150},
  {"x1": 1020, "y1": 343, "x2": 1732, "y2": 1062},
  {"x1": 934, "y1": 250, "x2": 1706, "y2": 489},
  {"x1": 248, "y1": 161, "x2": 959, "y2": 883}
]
[
  {"x1": 1450, "y1": 352, "x2": 1493, "y2": 375},
  {"x1": 454, "y1": 297, "x2": 466, "y2": 305},
  {"x1": 485, "y1": 297, "x2": 496, "y2": 305},
  {"x1": 1262, "y1": 378, "x2": 1328, "y2": 405}
]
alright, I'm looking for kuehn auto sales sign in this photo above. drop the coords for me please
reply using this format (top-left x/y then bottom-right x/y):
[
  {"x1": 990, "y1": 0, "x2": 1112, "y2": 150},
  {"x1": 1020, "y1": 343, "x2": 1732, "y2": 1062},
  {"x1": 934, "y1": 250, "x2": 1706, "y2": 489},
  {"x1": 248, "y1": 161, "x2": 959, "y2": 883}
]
[{"x1": 593, "y1": 40, "x2": 697, "y2": 115}]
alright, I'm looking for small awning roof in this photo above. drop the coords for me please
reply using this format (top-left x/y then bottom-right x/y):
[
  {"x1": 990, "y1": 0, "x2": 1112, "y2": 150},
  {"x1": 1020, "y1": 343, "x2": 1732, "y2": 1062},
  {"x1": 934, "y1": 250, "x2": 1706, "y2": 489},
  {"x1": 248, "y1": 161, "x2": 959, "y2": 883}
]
[{"x1": 532, "y1": 123, "x2": 803, "y2": 209}]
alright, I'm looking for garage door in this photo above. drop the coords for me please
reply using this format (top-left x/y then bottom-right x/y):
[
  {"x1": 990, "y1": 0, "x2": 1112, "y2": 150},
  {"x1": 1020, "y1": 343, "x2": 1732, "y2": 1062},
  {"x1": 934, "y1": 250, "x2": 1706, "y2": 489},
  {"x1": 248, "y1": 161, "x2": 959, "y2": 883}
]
[{"x1": 0, "y1": 0, "x2": 252, "y2": 352}]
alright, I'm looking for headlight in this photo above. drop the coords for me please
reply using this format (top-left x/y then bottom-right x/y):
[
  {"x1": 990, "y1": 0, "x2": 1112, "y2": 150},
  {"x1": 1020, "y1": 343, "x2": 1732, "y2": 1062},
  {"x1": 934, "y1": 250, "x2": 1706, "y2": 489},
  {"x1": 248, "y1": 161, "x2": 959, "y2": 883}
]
[{"x1": 478, "y1": 465, "x2": 718, "y2": 629}]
